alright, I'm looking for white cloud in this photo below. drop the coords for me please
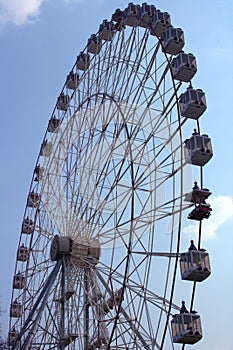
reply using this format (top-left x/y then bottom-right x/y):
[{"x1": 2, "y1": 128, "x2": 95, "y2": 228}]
[
  {"x1": 0, "y1": 0, "x2": 44, "y2": 26},
  {"x1": 183, "y1": 195, "x2": 233, "y2": 240}
]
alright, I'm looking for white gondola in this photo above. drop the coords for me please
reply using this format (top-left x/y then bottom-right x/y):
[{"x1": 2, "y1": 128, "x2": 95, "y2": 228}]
[
  {"x1": 76, "y1": 52, "x2": 90, "y2": 71},
  {"x1": 150, "y1": 10, "x2": 171, "y2": 37},
  {"x1": 40, "y1": 140, "x2": 53, "y2": 157},
  {"x1": 57, "y1": 93, "x2": 69, "y2": 111},
  {"x1": 8, "y1": 330, "x2": 19, "y2": 346},
  {"x1": 180, "y1": 250, "x2": 211, "y2": 282},
  {"x1": 87, "y1": 34, "x2": 102, "y2": 54},
  {"x1": 171, "y1": 52, "x2": 197, "y2": 82},
  {"x1": 179, "y1": 87, "x2": 207, "y2": 119},
  {"x1": 184, "y1": 133, "x2": 213, "y2": 166},
  {"x1": 10, "y1": 302, "x2": 23, "y2": 318},
  {"x1": 34, "y1": 165, "x2": 44, "y2": 181},
  {"x1": 13, "y1": 273, "x2": 26, "y2": 289},
  {"x1": 171, "y1": 313, "x2": 202, "y2": 344},
  {"x1": 111, "y1": 8, "x2": 126, "y2": 32},
  {"x1": 162, "y1": 27, "x2": 185, "y2": 55},
  {"x1": 21, "y1": 217, "x2": 35, "y2": 234},
  {"x1": 139, "y1": 3, "x2": 156, "y2": 28},
  {"x1": 184, "y1": 187, "x2": 212, "y2": 203},
  {"x1": 27, "y1": 191, "x2": 40, "y2": 208},
  {"x1": 125, "y1": 3, "x2": 141, "y2": 27},
  {"x1": 111, "y1": 8, "x2": 125, "y2": 23},
  {"x1": 99, "y1": 20, "x2": 115, "y2": 41},
  {"x1": 66, "y1": 72, "x2": 79, "y2": 90},
  {"x1": 47, "y1": 117, "x2": 61, "y2": 133},
  {"x1": 17, "y1": 246, "x2": 29, "y2": 262}
]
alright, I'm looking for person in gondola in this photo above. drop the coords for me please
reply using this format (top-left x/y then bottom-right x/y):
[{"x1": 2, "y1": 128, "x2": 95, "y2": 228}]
[
  {"x1": 192, "y1": 181, "x2": 199, "y2": 190},
  {"x1": 189, "y1": 239, "x2": 197, "y2": 251},
  {"x1": 192, "y1": 128, "x2": 199, "y2": 135},
  {"x1": 180, "y1": 300, "x2": 189, "y2": 314}
]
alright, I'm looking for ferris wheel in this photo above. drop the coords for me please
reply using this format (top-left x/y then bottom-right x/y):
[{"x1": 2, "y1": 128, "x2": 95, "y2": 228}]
[{"x1": 8, "y1": 3, "x2": 213, "y2": 349}]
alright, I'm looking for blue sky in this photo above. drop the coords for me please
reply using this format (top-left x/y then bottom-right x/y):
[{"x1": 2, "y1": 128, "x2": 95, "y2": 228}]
[{"x1": 0, "y1": 0, "x2": 233, "y2": 349}]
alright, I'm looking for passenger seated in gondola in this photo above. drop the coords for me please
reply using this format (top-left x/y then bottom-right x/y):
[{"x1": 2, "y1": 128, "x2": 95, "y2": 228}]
[
  {"x1": 180, "y1": 300, "x2": 189, "y2": 314},
  {"x1": 192, "y1": 128, "x2": 199, "y2": 135},
  {"x1": 192, "y1": 181, "x2": 199, "y2": 190},
  {"x1": 189, "y1": 240, "x2": 197, "y2": 251}
]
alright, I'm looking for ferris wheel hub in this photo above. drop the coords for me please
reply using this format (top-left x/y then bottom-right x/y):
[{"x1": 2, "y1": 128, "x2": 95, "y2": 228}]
[{"x1": 50, "y1": 235, "x2": 101, "y2": 266}]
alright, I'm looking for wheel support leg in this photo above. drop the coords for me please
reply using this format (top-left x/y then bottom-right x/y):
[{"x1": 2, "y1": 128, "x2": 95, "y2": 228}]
[{"x1": 13, "y1": 260, "x2": 62, "y2": 350}]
